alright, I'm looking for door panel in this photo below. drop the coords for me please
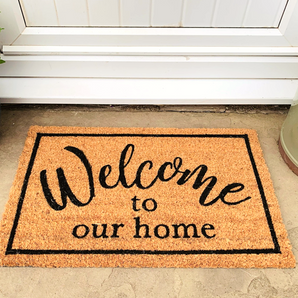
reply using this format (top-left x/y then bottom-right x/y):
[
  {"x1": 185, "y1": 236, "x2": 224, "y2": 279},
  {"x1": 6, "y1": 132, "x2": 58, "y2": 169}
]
[
  {"x1": 151, "y1": 0, "x2": 184, "y2": 27},
  {"x1": 55, "y1": 0, "x2": 89, "y2": 26},
  {"x1": 243, "y1": 0, "x2": 288, "y2": 27},
  {"x1": 88, "y1": 0, "x2": 120, "y2": 26},
  {"x1": 20, "y1": 0, "x2": 58, "y2": 26},
  {"x1": 182, "y1": 0, "x2": 216, "y2": 27},
  {"x1": 18, "y1": 0, "x2": 289, "y2": 28},
  {"x1": 121, "y1": 0, "x2": 151, "y2": 27},
  {"x1": 212, "y1": 0, "x2": 249, "y2": 27}
]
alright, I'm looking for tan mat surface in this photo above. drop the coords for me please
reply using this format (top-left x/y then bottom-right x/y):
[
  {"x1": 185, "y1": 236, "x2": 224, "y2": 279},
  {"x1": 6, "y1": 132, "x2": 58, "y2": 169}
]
[{"x1": 0, "y1": 126, "x2": 295, "y2": 268}]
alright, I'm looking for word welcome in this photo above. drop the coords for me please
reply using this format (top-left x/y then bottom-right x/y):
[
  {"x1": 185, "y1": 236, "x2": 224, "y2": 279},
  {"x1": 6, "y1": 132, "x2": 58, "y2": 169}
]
[{"x1": 40, "y1": 144, "x2": 251, "y2": 211}]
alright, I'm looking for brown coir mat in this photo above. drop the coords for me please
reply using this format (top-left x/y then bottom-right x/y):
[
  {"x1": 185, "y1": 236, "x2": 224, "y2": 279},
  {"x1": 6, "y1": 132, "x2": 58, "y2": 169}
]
[{"x1": 0, "y1": 126, "x2": 295, "y2": 268}]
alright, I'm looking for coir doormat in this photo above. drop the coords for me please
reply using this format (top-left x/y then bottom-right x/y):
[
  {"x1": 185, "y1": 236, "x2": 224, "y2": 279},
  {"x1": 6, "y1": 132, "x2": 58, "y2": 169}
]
[{"x1": 0, "y1": 126, "x2": 295, "y2": 268}]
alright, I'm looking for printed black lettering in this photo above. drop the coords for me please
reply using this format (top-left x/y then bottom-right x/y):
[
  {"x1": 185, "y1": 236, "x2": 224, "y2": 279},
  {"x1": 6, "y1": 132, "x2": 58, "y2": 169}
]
[
  {"x1": 133, "y1": 216, "x2": 151, "y2": 238},
  {"x1": 154, "y1": 224, "x2": 170, "y2": 239},
  {"x1": 172, "y1": 223, "x2": 201, "y2": 238},
  {"x1": 142, "y1": 198, "x2": 158, "y2": 212},
  {"x1": 111, "y1": 223, "x2": 125, "y2": 238},
  {"x1": 131, "y1": 196, "x2": 141, "y2": 211},
  {"x1": 201, "y1": 224, "x2": 216, "y2": 239},
  {"x1": 42, "y1": 144, "x2": 250, "y2": 210},
  {"x1": 92, "y1": 224, "x2": 109, "y2": 238},
  {"x1": 40, "y1": 146, "x2": 95, "y2": 211},
  {"x1": 72, "y1": 224, "x2": 89, "y2": 239},
  {"x1": 216, "y1": 183, "x2": 251, "y2": 205}
]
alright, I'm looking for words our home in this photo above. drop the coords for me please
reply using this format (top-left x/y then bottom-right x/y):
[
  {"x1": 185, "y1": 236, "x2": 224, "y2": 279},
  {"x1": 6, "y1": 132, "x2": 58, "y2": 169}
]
[
  {"x1": 72, "y1": 197, "x2": 216, "y2": 240},
  {"x1": 40, "y1": 144, "x2": 251, "y2": 211}
]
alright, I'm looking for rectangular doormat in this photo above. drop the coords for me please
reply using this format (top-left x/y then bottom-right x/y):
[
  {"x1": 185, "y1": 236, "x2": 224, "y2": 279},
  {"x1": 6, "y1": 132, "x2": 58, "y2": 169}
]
[{"x1": 0, "y1": 126, "x2": 295, "y2": 268}]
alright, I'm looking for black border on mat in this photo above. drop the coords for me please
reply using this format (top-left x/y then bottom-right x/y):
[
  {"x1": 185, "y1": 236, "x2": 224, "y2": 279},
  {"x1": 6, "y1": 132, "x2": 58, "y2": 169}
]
[{"x1": 6, "y1": 133, "x2": 281, "y2": 255}]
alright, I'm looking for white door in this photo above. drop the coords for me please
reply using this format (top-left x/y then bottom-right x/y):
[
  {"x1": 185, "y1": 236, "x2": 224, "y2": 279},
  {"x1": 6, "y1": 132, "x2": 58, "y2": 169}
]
[
  {"x1": 17, "y1": 0, "x2": 289, "y2": 28},
  {"x1": 0, "y1": 0, "x2": 298, "y2": 104}
]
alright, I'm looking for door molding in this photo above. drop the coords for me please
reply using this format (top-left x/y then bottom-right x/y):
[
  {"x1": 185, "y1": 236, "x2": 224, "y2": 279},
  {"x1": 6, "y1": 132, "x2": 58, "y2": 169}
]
[
  {"x1": 1, "y1": 0, "x2": 298, "y2": 104},
  {"x1": 2, "y1": 27, "x2": 293, "y2": 47}
]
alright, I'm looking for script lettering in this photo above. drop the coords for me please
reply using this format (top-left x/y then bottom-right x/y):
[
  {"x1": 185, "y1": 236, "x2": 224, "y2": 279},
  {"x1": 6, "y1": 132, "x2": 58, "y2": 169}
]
[
  {"x1": 40, "y1": 146, "x2": 95, "y2": 211},
  {"x1": 41, "y1": 144, "x2": 251, "y2": 211}
]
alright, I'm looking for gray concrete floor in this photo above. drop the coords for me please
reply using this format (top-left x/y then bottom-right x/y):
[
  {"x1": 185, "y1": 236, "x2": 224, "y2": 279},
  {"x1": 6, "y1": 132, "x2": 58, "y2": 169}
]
[{"x1": 0, "y1": 105, "x2": 298, "y2": 298}]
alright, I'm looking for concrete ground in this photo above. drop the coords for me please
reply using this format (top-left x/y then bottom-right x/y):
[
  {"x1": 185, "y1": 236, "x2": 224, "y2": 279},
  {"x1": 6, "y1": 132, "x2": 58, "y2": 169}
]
[{"x1": 0, "y1": 104, "x2": 298, "y2": 298}]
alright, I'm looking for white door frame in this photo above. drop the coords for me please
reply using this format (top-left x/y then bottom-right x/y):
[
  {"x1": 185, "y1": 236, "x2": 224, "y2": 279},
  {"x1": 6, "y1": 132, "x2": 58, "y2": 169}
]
[{"x1": 1, "y1": 0, "x2": 298, "y2": 104}]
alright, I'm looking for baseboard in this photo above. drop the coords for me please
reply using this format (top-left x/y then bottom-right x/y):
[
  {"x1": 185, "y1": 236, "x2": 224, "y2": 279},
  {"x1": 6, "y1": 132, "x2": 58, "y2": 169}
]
[
  {"x1": 0, "y1": 78, "x2": 296, "y2": 104},
  {"x1": 1, "y1": 48, "x2": 298, "y2": 104}
]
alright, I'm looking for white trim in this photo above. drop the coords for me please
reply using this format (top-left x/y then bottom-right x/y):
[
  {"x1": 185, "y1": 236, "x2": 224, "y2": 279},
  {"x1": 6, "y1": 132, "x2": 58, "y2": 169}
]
[
  {"x1": 3, "y1": 45, "x2": 298, "y2": 56},
  {"x1": 11, "y1": 27, "x2": 291, "y2": 47},
  {"x1": 0, "y1": 0, "x2": 25, "y2": 45},
  {"x1": 0, "y1": 78, "x2": 296, "y2": 104},
  {"x1": 1, "y1": 55, "x2": 298, "y2": 79},
  {"x1": 16, "y1": 26, "x2": 285, "y2": 36},
  {"x1": 9, "y1": 0, "x2": 26, "y2": 32},
  {"x1": 278, "y1": 0, "x2": 297, "y2": 34},
  {"x1": 293, "y1": 87, "x2": 298, "y2": 105},
  {"x1": 282, "y1": 0, "x2": 298, "y2": 45}
]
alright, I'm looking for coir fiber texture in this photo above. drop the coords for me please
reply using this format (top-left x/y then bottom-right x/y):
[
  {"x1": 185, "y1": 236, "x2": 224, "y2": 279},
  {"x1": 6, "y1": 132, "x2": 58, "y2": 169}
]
[{"x1": 0, "y1": 126, "x2": 295, "y2": 268}]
